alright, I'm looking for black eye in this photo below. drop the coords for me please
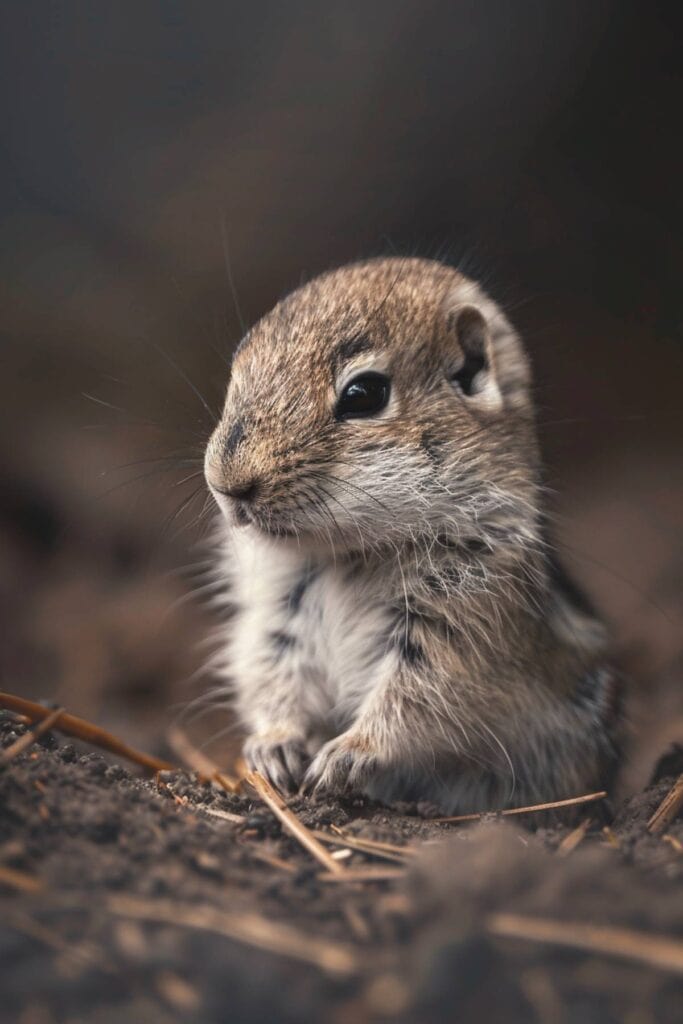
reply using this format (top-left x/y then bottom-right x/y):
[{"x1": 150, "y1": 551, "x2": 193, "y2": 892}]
[{"x1": 335, "y1": 372, "x2": 391, "y2": 420}]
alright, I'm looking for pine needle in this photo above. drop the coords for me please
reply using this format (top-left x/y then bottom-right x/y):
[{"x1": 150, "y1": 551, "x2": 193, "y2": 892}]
[
  {"x1": 0, "y1": 707, "x2": 65, "y2": 767},
  {"x1": 0, "y1": 692, "x2": 174, "y2": 775},
  {"x1": 317, "y1": 866, "x2": 405, "y2": 883},
  {"x1": 431, "y1": 790, "x2": 607, "y2": 824},
  {"x1": 648, "y1": 774, "x2": 683, "y2": 835},
  {"x1": 108, "y1": 895, "x2": 358, "y2": 976},
  {"x1": 245, "y1": 771, "x2": 345, "y2": 875},
  {"x1": 557, "y1": 818, "x2": 592, "y2": 856},
  {"x1": 0, "y1": 864, "x2": 44, "y2": 894},
  {"x1": 489, "y1": 912, "x2": 683, "y2": 976},
  {"x1": 166, "y1": 725, "x2": 240, "y2": 792}
]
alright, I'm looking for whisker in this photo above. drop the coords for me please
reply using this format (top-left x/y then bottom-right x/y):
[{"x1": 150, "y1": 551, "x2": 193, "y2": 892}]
[
  {"x1": 219, "y1": 213, "x2": 247, "y2": 337},
  {"x1": 172, "y1": 470, "x2": 206, "y2": 488},
  {"x1": 143, "y1": 337, "x2": 218, "y2": 424},
  {"x1": 92, "y1": 464, "x2": 195, "y2": 501},
  {"x1": 160, "y1": 485, "x2": 206, "y2": 538}
]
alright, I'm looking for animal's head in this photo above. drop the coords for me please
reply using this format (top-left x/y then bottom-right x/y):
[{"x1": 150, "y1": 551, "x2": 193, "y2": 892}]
[{"x1": 205, "y1": 258, "x2": 539, "y2": 555}]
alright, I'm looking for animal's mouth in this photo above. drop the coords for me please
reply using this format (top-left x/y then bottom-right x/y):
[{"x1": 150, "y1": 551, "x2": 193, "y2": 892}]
[
  {"x1": 217, "y1": 488, "x2": 351, "y2": 546},
  {"x1": 206, "y1": 482, "x2": 295, "y2": 538},
  {"x1": 252, "y1": 519, "x2": 299, "y2": 540},
  {"x1": 232, "y1": 503, "x2": 251, "y2": 526},
  {"x1": 238, "y1": 504, "x2": 300, "y2": 540}
]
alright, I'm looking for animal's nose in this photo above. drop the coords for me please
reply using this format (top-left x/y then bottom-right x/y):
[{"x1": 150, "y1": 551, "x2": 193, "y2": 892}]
[{"x1": 222, "y1": 479, "x2": 259, "y2": 503}]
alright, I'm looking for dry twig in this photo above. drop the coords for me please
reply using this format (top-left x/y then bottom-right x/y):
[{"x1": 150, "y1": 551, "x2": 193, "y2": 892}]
[
  {"x1": 245, "y1": 846, "x2": 298, "y2": 874},
  {"x1": 489, "y1": 912, "x2": 683, "y2": 976},
  {"x1": 330, "y1": 824, "x2": 416, "y2": 858},
  {"x1": 8, "y1": 910, "x2": 112, "y2": 971},
  {"x1": 314, "y1": 828, "x2": 413, "y2": 863},
  {"x1": 342, "y1": 903, "x2": 372, "y2": 941},
  {"x1": 0, "y1": 707, "x2": 65, "y2": 767},
  {"x1": 647, "y1": 774, "x2": 683, "y2": 835},
  {"x1": 318, "y1": 866, "x2": 405, "y2": 883},
  {"x1": 661, "y1": 834, "x2": 683, "y2": 854},
  {"x1": 246, "y1": 771, "x2": 345, "y2": 875},
  {"x1": 108, "y1": 895, "x2": 358, "y2": 976},
  {"x1": 557, "y1": 818, "x2": 592, "y2": 856},
  {"x1": 0, "y1": 692, "x2": 174, "y2": 775},
  {"x1": 199, "y1": 806, "x2": 246, "y2": 826},
  {"x1": 601, "y1": 826, "x2": 620, "y2": 849},
  {"x1": 200, "y1": 804, "x2": 411, "y2": 866},
  {"x1": 431, "y1": 790, "x2": 607, "y2": 824},
  {"x1": 166, "y1": 725, "x2": 240, "y2": 793},
  {"x1": 0, "y1": 864, "x2": 44, "y2": 894}
]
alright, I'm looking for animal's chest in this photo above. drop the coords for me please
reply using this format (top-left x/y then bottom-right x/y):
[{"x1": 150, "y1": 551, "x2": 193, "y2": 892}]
[
  {"x1": 300, "y1": 567, "x2": 393, "y2": 701},
  {"x1": 227, "y1": 529, "x2": 396, "y2": 715}
]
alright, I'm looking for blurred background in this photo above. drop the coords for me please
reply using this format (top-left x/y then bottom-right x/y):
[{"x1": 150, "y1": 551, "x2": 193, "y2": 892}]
[{"x1": 0, "y1": 1, "x2": 680, "y2": 788}]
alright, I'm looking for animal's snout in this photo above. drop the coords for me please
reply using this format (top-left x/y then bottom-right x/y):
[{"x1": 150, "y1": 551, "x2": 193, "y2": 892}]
[
  {"x1": 220, "y1": 479, "x2": 259, "y2": 503},
  {"x1": 205, "y1": 418, "x2": 261, "y2": 505},
  {"x1": 204, "y1": 450, "x2": 260, "y2": 506}
]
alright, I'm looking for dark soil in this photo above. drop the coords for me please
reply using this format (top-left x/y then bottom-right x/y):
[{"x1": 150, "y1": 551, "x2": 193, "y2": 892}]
[{"x1": 1, "y1": 716, "x2": 682, "y2": 1024}]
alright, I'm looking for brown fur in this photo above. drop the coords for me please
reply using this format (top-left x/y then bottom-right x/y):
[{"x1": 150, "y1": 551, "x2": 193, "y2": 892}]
[{"x1": 204, "y1": 258, "x2": 621, "y2": 812}]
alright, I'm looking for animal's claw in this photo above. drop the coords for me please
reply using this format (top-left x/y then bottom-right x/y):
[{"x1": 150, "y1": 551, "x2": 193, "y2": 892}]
[
  {"x1": 243, "y1": 733, "x2": 309, "y2": 793},
  {"x1": 301, "y1": 733, "x2": 377, "y2": 795}
]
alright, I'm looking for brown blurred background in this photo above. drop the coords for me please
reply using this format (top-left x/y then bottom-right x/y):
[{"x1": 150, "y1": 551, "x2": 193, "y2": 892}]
[{"x1": 0, "y1": 1, "x2": 681, "y2": 788}]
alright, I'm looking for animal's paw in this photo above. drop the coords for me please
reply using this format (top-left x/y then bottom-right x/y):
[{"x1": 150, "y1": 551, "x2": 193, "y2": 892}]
[
  {"x1": 243, "y1": 731, "x2": 309, "y2": 793},
  {"x1": 302, "y1": 732, "x2": 378, "y2": 795}
]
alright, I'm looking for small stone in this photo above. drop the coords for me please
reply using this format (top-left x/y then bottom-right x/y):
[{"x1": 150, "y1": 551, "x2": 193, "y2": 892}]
[
  {"x1": 37, "y1": 731, "x2": 58, "y2": 751},
  {"x1": 189, "y1": 850, "x2": 222, "y2": 877},
  {"x1": 80, "y1": 754, "x2": 107, "y2": 776}
]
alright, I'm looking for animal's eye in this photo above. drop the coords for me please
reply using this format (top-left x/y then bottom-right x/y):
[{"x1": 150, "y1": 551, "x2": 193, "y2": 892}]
[{"x1": 335, "y1": 372, "x2": 391, "y2": 420}]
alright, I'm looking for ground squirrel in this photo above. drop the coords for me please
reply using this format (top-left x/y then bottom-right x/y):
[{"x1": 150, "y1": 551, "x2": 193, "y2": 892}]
[{"x1": 204, "y1": 257, "x2": 621, "y2": 812}]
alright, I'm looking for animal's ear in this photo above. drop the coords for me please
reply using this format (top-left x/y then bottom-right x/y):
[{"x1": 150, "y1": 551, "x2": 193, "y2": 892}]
[{"x1": 446, "y1": 305, "x2": 503, "y2": 411}]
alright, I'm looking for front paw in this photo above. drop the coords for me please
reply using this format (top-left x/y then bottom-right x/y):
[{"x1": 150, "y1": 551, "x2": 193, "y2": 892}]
[
  {"x1": 302, "y1": 732, "x2": 378, "y2": 795},
  {"x1": 243, "y1": 731, "x2": 309, "y2": 793}
]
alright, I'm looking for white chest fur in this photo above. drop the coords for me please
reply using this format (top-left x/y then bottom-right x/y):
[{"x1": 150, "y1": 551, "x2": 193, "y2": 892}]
[{"x1": 222, "y1": 525, "x2": 395, "y2": 732}]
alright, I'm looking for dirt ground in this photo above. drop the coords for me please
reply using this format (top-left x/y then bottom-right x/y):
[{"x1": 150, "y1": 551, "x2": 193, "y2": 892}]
[
  {"x1": 1, "y1": 714, "x2": 682, "y2": 1024},
  {"x1": 0, "y1": 343, "x2": 680, "y2": 1022}
]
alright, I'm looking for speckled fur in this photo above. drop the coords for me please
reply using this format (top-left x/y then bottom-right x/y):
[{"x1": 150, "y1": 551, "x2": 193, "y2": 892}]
[{"x1": 203, "y1": 257, "x2": 621, "y2": 813}]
